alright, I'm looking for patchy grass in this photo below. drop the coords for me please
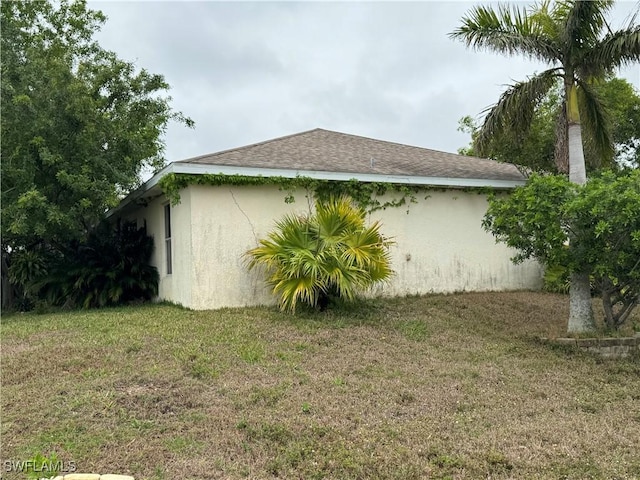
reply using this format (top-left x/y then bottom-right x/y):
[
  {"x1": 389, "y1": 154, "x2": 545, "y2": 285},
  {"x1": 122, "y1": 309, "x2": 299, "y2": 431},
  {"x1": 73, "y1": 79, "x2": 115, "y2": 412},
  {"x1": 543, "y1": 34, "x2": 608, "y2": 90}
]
[{"x1": 1, "y1": 292, "x2": 639, "y2": 479}]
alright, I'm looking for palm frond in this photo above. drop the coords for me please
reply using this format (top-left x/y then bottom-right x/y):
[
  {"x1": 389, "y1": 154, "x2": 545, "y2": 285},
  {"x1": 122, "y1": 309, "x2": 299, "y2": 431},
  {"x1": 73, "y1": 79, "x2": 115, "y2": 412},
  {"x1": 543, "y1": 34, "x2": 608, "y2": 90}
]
[
  {"x1": 449, "y1": 3, "x2": 559, "y2": 62},
  {"x1": 272, "y1": 275, "x2": 320, "y2": 313},
  {"x1": 577, "y1": 79, "x2": 615, "y2": 167},
  {"x1": 477, "y1": 69, "x2": 561, "y2": 155},
  {"x1": 342, "y1": 223, "x2": 393, "y2": 266},
  {"x1": 326, "y1": 265, "x2": 363, "y2": 301},
  {"x1": 314, "y1": 196, "x2": 364, "y2": 244},
  {"x1": 581, "y1": 24, "x2": 640, "y2": 77},
  {"x1": 246, "y1": 213, "x2": 317, "y2": 273},
  {"x1": 559, "y1": 0, "x2": 614, "y2": 50}
]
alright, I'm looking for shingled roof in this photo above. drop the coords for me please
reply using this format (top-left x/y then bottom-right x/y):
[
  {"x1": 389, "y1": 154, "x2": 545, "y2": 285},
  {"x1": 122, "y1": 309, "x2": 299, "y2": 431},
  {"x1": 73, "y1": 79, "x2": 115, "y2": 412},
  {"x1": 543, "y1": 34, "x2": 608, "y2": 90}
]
[
  {"x1": 176, "y1": 128, "x2": 525, "y2": 182},
  {"x1": 109, "y1": 128, "x2": 528, "y2": 217}
]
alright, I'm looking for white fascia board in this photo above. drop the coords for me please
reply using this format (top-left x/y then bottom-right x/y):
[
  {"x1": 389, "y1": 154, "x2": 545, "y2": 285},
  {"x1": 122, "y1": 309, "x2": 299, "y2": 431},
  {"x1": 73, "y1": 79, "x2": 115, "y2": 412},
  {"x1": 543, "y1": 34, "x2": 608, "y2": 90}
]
[
  {"x1": 170, "y1": 163, "x2": 526, "y2": 188},
  {"x1": 108, "y1": 162, "x2": 525, "y2": 217},
  {"x1": 105, "y1": 165, "x2": 172, "y2": 218}
]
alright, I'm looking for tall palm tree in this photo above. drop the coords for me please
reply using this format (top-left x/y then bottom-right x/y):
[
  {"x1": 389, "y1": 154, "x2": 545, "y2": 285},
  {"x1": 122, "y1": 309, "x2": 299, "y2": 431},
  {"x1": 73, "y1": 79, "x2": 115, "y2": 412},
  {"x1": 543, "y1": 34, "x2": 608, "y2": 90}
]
[{"x1": 451, "y1": 0, "x2": 640, "y2": 333}]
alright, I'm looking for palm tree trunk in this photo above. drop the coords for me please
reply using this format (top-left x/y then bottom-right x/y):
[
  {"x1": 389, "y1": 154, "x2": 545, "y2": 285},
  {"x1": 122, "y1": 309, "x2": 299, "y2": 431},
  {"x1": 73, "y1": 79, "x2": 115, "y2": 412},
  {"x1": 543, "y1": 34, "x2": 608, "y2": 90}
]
[
  {"x1": 566, "y1": 81, "x2": 595, "y2": 333},
  {"x1": 566, "y1": 83, "x2": 587, "y2": 186},
  {"x1": 568, "y1": 124, "x2": 587, "y2": 184}
]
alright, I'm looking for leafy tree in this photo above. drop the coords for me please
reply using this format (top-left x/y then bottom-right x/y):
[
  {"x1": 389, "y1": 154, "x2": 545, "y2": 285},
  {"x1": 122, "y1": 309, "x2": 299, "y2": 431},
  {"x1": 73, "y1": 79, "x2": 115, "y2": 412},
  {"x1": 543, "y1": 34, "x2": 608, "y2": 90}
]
[
  {"x1": 1, "y1": 0, "x2": 191, "y2": 309},
  {"x1": 458, "y1": 78, "x2": 640, "y2": 172},
  {"x1": 457, "y1": 87, "x2": 558, "y2": 173},
  {"x1": 451, "y1": 0, "x2": 640, "y2": 333},
  {"x1": 569, "y1": 171, "x2": 640, "y2": 328},
  {"x1": 1, "y1": 0, "x2": 192, "y2": 250},
  {"x1": 483, "y1": 171, "x2": 640, "y2": 330},
  {"x1": 602, "y1": 77, "x2": 640, "y2": 168},
  {"x1": 246, "y1": 196, "x2": 394, "y2": 313}
]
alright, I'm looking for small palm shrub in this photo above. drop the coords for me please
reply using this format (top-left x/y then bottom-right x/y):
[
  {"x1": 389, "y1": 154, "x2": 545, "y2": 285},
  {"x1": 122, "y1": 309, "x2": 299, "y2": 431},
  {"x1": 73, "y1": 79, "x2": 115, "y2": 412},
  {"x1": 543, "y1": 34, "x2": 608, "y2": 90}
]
[
  {"x1": 246, "y1": 196, "x2": 394, "y2": 313},
  {"x1": 5, "y1": 221, "x2": 158, "y2": 311},
  {"x1": 41, "y1": 221, "x2": 159, "y2": 309},
  {"x1": 7, "y1": 246, "x2": 57, "y2": 311}
]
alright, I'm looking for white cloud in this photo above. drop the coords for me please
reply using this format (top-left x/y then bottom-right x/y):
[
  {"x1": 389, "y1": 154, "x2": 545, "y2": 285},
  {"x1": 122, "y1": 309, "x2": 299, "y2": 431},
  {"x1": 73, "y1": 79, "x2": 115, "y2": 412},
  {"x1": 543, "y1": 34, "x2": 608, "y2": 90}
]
[{"x1": 90, "y1": 0, "x2": 640, "y2": 164}]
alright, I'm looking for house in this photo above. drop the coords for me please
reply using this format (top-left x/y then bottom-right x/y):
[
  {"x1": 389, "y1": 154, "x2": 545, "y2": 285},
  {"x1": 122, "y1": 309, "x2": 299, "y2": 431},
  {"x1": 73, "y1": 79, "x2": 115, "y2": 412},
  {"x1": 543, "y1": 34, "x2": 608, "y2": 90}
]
[{"x1": 110, "y1": 128, "x2": 542, "y2": 310}]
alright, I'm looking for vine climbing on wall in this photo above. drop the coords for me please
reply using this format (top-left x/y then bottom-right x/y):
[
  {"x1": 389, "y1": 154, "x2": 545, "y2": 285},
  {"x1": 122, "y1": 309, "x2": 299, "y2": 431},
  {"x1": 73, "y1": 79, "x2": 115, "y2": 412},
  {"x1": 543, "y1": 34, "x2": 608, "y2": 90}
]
[
  {"x1": 159, "y1": 173, "x2": 427, "y2": 213},
  {"x1": 158, "y1": 173, "x2": 500, "y2": 213}
]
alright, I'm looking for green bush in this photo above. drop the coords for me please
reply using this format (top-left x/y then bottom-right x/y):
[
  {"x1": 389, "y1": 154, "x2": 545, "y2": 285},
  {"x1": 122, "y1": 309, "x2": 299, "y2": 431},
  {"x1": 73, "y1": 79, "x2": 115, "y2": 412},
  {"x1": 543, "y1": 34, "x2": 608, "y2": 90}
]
[
  {"x1": 246, "y1": 196, "x2": 394, "y2": 313},
  {"x1": 42, "y1": 221, "x2": 159, "y2": 308},
  {"x1": 543, "y1": 264, "x2": 570, "y2": 294},
  {"x1": 484, "y1": 170, "x2": 640, "y2": 329},
  {"x1": 7, "y1": 246, "x2": 55, "y2": 310},
  {"x1": 7, "y1": 221, "x2": 158, "y2": 311}
]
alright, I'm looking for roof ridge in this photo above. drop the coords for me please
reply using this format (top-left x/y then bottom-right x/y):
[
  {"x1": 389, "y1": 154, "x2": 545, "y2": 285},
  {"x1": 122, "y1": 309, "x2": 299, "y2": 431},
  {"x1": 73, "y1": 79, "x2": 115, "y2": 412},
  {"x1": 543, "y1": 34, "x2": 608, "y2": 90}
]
[
  {"x1": 175, "y1": 128, "x2": 325, "y2": 163},
  {"x1": 303, "y1": 128, "x2": 492, "y2": 162},
  {"x1": 177, "y1": 128, "x2": 496, "y2": 164}
]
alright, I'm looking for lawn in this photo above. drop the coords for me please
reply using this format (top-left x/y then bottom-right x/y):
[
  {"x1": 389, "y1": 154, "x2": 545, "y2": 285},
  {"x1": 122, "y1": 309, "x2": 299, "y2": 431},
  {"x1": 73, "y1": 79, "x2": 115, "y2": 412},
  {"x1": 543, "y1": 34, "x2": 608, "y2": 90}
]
[{"x1": 1, "y1": 292, "x2": 639, "y2": 479}]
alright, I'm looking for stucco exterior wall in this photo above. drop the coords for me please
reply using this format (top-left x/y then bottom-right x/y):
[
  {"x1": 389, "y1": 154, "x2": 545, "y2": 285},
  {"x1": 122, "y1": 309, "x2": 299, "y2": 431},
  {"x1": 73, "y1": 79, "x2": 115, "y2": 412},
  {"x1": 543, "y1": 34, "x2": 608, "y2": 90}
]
[
  {"x1": 127, "y1": 193, "x2": 193, "y2": 307},
  {"x1": 368, "y1": 190, "x2": 542, "y2": 297},
  {"x1": 175, "y1": 184, "x2": 542, "y2": 310},
  {"x1": 187, "y1": 184, "x2": 310, "y2": 310}
]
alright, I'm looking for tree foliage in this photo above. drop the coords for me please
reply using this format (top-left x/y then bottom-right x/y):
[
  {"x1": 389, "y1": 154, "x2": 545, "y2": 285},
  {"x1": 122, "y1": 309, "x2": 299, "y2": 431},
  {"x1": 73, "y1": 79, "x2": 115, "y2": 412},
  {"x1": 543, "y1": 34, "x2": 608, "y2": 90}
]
[
  {"x1": 452, "y1": 0, "x2": 640, "y2": 332},
  {"x1": 1, "y1": 0, "x2": 192, "y2": 251},
  {"x1": 457, "y1": 87, "x2": 558, "y2": 173},
  {"x1": 450, "y1": 0, "x2": 640, "y2": 177},
  {"x1": 602, "y1": 77, "x2": 640, "y2": 168},
  {"x1": 483, "y1": 171, "x2": 640, "y2": 329},
  {"x1": 246, "y1": 196, "x2": 394, "y2": 313},
  {"x1": 1, "y1": 0, "x2": 189, "y2": 309},
  {"x1": 458, "y1": 77, "x2": 640, "y2": 172}
]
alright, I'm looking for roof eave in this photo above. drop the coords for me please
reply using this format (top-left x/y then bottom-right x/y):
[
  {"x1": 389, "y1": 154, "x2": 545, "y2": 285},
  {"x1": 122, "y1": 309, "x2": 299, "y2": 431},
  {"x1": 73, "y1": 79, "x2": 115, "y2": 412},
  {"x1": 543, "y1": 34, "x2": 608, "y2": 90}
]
[{"x1": 107, "y1": 162, "x2": 526, "y2": 217}]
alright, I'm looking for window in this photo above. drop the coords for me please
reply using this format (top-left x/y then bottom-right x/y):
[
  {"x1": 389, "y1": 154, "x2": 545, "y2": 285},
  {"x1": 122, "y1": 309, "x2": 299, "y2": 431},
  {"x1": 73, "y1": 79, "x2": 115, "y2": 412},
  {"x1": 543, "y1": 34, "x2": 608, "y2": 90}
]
[{"x1": 164, "y1": 204, "x2": 172, "y2": 275}]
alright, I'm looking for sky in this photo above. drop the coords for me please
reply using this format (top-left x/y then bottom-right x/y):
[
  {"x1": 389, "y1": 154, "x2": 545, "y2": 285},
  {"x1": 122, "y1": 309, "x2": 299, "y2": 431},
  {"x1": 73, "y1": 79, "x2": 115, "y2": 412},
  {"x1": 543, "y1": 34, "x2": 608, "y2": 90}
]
[{"x1": 90, "y1": 1, "x2": 640, "y2": 164}]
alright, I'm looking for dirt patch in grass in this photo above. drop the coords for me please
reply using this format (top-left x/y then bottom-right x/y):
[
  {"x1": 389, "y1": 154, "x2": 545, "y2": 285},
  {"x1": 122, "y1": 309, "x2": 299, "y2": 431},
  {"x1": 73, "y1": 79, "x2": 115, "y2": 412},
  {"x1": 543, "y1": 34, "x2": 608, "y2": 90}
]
[{"x1": 1, "y1": 292, "x2": 639, "y2": 479}]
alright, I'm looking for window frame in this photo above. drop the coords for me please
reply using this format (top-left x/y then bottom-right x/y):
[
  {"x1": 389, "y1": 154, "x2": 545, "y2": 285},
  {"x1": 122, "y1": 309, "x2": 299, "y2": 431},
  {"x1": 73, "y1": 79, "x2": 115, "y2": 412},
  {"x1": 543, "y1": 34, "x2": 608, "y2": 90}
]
[{"x1": 164, "y1": 203, "x2": 172, "y2": 275}]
